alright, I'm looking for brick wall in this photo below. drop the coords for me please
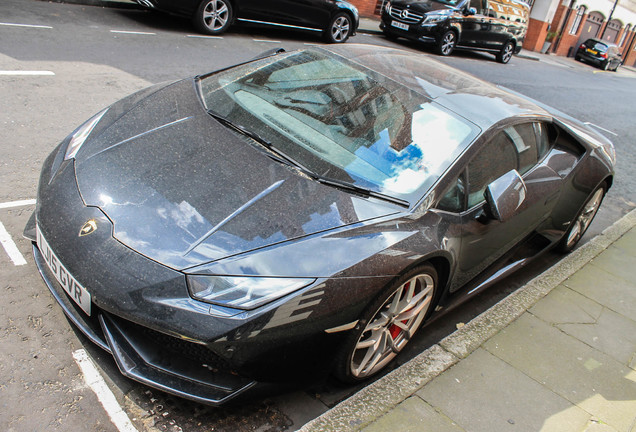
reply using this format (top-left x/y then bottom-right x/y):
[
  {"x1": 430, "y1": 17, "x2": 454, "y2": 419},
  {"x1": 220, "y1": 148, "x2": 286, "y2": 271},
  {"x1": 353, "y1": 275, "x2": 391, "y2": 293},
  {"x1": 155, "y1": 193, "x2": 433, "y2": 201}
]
[
  {"x1": 523, "y1": 17, "x2": 550, "y2": 52},
  {"x1": 349, "y1": 0, "x2": 382, "y2": 18}
]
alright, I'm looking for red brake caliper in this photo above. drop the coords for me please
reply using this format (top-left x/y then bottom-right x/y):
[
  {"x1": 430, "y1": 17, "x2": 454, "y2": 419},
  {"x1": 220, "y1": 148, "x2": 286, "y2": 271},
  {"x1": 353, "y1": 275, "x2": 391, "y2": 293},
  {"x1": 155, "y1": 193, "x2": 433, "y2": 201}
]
[{"x1": 389, "y1": 282, "x2": 409, "y2": 339}]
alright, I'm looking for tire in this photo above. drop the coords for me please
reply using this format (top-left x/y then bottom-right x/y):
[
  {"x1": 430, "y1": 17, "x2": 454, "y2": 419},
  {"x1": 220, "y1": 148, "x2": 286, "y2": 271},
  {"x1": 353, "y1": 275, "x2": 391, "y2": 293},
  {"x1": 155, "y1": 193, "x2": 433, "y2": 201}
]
[
  {"x1": 436, "y1": 30, "x2": 456, "y2": 56},
  {"x1": 334, "y1": 265, "x2": 438, "y2": 382},
  {"x1": 496, "y1": 41, "x2": 515, "y2": 64},
  {"x1": 557, "y1": 184, "x2": 606, "y2": 253},
  {"x1": 193, "y1": 0, "x2": 232, "y2": 35},
  {"x1": 324, "y1": 12, "x2": 352, "y2": 43},
  {"x1": 602, "y1": 60, "x2": 610, "y2": 71}
]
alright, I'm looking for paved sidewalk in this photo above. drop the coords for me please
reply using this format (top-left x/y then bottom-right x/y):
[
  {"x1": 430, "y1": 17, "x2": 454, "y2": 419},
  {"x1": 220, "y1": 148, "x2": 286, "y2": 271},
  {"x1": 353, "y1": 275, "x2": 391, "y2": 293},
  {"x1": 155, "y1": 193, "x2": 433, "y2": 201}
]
[{"x1": 301, "y1": 209, "x2": 636, "y2": 432}]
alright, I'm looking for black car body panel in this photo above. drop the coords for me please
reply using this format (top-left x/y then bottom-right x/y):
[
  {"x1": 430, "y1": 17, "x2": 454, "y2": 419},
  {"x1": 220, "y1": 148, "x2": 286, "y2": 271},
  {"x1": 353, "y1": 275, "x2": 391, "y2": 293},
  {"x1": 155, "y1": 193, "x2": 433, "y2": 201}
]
[
  {"x1": 26, "y1": 45, "x2": 615, "y2": 404},
  {"x1": 381, "y1": 0, "x2": 529, "y2": 57}
]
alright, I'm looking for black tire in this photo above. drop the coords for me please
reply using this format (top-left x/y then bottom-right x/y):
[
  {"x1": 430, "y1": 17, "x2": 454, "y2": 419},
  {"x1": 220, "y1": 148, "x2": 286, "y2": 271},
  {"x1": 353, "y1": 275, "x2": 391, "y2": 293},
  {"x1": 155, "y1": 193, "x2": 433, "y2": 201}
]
[
  {"x1": 602, "y1": 60, "x2": 610, "y2": 71},
  {"x1": 436, "y1": 30, "x2": 456, "y2": 56},
  {"x1": 193, "y1": 0, "x2": 232, "y2": 35},
  {"x1": 334, "y1": 264, "x2": 438, "y2": 383},
  {"x1": 324, "y1": 12, "x2": 353, "y2": 43},
  {"x1": 557, "y1": 183, "x2": 606, "y2": 253},
  {"x1": 496, "y1": 41, "x2": 515, "y2": 64}
]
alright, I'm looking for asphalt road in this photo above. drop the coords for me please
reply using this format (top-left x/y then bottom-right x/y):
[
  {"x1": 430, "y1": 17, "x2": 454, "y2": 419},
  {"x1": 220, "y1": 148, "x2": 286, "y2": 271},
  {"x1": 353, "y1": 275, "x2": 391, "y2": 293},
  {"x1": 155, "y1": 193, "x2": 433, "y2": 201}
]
[{"x1": 1, "y1": 1, "x2": 635, "y2": 431}]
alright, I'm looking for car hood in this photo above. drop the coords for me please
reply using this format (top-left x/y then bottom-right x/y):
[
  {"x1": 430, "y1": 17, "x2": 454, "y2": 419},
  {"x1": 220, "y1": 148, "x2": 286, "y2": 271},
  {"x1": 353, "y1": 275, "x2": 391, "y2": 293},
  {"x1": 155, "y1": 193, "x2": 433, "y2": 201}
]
[
  {"x1": 74, "y1": 79, "x2": 400, "y2": 271},
  {"x1": 390, "y1": 0, "x2": 455, "y2": 14}
]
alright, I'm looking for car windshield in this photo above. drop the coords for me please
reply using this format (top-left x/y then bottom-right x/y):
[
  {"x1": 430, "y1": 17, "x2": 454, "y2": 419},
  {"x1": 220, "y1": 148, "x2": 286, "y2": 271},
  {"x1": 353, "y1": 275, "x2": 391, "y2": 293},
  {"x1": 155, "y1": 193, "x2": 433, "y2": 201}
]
[
  {"x1": 198, "y1": 49, "x2": 478, "y2": 202},
  {"x1": 586, "y1": 40, "x2": 608, "y2": 52}
]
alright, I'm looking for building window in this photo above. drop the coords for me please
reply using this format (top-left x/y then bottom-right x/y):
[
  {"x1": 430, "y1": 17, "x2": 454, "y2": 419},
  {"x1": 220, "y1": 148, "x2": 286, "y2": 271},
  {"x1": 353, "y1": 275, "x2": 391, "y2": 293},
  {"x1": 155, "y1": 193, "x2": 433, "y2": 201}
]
[
  {"x1": 620, "y1": 24, "x2": 631, "y2": 46},
  {"x1": 570, "y1": 6, "x2": 586, "y2": 35}
]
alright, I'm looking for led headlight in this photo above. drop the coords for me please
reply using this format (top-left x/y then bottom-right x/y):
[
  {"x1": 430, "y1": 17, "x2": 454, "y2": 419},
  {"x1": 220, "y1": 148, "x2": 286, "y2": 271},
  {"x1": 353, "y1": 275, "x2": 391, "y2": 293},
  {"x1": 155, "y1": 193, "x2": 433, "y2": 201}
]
[
  {"x1": 422, "y1": 12, "x2": 449, "y2": 24},
  {"x1": 64, "y1": 108, "x2": 108, "y2": 160},
  {"x1": 187, "y1": 275, "x2": 315, "y2": 310}
]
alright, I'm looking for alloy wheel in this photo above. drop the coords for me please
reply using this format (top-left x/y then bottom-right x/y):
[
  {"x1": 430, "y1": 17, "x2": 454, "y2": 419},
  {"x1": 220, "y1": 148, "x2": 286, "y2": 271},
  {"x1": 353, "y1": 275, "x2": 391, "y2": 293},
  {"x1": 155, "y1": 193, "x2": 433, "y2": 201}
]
[
  {"x1": 350, "y1": 273, "x2": 435, "y2": 378},
  {"x1": 331, "y1": 16, "x2": 350, "y2": 42},
  {"x1": 202, "y1": 0, "x2": 229, "y2": 32},
  {"x1": 440, "y1": 32, "x2": 456, "y2": 56},
  {"x1": 565, "y1": 188, "x2": 604, "y2": 250}
]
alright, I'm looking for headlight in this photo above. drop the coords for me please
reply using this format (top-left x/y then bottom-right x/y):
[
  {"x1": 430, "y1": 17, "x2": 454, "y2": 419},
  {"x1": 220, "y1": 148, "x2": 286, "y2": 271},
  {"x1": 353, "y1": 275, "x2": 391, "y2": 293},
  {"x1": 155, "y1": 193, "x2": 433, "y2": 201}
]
[
  {"x1": 422, "y1": 13, "x2": 448, "y2": 24},
  {"x1": 187, "y1": 275, "x2": 315, "y2": 310},
  {"x1": 64, "y1": 108, "x2": 108, "y2": 160}
]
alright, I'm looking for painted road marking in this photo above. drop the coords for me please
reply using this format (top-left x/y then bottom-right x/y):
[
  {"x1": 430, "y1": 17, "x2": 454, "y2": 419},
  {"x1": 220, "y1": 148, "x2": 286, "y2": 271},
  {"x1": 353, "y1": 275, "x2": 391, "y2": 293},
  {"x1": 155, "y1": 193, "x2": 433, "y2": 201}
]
[
  {"x1": 0, "y1": 71, "x2": 55, "y2": 76},
  {"x1": 73, "y1": 349, "x2": 139, "y2": 432},
  {"x1": 0, "y1": 199, "x2": 36, "y2": 209},
  {"x1": 584, "y1": 122, "x2": 619, "y2": 137},
  {"x1": 110, "y1": 30, "x2": 156, "y2": 35},
  {"x1": 0, "y1": 22, "x2": 52, "y2": 29},
  {"x1": 0, "y1": 220, "x2": 27, "y2": 266},
  {"x1": 187, "y1": 34, "x2": 224, "y2": 39},
  {"x1": 253, "y1": 39, "x2": 281, "y2": 43}
]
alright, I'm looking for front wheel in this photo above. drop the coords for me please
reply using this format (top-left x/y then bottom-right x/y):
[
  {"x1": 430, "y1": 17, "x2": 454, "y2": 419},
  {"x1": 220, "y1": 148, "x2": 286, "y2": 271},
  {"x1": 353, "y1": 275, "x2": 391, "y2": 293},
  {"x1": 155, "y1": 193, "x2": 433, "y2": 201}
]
[
  {"x1": 497, "y1": 41, "x2": 515, "y2": 64},
  {"x1": 557, "y1": 184, "x2": 606, "y2": 253},
  {"x1": 324, "y1": 13, "x2": 352, "y2": 43},
  {"x1": 436, "y1": 30, "x2": 456, "y2": 56},
  {"x1": 334, "y1": 265, "x2": 438, "y2": 382},
  {"x1": 193, "y1": 0, "x2": 232, "y2": 35}
]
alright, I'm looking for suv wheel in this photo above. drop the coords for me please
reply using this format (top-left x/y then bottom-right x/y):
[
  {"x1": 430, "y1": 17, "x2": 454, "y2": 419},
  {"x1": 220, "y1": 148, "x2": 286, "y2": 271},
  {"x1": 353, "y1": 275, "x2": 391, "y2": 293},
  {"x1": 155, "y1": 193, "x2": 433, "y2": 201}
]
[
  {"x1": 436, "y1": 31, "x2": 456, "y2": 56},
  {"x1": 496, "y1": 41, "x2": 514, "y2": 64}
]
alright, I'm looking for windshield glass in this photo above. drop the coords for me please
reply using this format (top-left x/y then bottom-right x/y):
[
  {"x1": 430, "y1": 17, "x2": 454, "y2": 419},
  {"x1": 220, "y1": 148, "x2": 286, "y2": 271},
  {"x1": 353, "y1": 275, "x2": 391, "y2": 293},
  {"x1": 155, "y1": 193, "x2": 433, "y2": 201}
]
[{"x1": 199, "y1": 49, "x2": 478, "y2": 202}]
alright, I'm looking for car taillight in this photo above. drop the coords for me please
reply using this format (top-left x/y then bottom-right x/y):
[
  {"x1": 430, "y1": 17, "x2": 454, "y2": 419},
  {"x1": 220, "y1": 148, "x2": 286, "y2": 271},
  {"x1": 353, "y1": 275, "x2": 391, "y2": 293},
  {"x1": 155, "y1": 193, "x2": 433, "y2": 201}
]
[
  {"x1": 601, "y1": 52, "x2": 608, "y2": 59},
  {"x1": 579, "y1": 44, "x2": 586, "y2": 49}
]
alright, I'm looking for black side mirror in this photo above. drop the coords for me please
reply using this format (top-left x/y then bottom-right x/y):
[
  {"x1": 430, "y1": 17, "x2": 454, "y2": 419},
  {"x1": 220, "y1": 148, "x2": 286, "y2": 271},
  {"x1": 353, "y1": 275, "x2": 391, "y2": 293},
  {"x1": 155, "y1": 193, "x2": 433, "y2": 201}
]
[{"x1": 484, "y1": 170, "x2": 526, "y2": 222}]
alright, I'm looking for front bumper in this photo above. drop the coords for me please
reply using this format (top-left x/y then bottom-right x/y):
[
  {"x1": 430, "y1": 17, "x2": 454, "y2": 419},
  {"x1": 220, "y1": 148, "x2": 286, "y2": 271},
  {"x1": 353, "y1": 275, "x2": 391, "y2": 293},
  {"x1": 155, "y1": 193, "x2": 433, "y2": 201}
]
[{"x1": 380, "y1": 13, "x2": 439, "y2": 43}]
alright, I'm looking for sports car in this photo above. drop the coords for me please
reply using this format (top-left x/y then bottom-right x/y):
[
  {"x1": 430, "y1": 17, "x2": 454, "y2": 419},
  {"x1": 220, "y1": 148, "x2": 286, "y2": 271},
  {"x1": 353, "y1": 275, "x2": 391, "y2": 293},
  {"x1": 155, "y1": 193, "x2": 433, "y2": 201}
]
[{"x1": 24, "y1": 44, "x2": 615, "y2": 405}]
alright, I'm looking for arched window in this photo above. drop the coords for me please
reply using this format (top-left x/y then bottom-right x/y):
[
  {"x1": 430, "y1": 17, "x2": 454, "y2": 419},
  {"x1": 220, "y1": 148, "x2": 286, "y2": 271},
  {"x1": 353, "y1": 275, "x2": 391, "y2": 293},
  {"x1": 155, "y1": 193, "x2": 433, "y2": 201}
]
[
  {"x1": 570, "y1": 5, "x2": 586, "y2": 35},
  {"x1": 619, "y1": 24, "x2": 631, "y2": 46}
]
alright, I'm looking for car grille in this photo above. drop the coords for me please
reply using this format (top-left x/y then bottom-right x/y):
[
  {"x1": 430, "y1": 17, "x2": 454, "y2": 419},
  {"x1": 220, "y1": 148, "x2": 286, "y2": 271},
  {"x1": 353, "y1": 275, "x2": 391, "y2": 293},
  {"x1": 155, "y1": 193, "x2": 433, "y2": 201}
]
[{"x1": 388, "y1": 6, "x2": 424, "y2": 24}]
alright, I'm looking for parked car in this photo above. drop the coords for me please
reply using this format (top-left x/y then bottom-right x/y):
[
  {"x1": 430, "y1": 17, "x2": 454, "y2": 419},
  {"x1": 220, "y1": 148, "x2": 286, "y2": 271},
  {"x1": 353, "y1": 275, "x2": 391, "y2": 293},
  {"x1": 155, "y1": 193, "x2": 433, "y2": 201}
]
[
  {"x1": 133, "y1": 0, "x2": 358, "y2": 43},
  {"x1": 575, "y1": 38, "x2": 622, "y2": 71},
  {"x1": 25, "y1": 44, "x2": 615, "y2": 405},
  {"x1": 380, "y1": 0, "x2": 529, "y2": 63}
]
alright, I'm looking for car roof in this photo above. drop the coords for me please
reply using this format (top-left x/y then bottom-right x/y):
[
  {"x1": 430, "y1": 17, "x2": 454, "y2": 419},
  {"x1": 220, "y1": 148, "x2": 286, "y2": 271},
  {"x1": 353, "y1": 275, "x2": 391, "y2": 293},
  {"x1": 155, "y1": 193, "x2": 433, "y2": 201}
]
[{"x1": 321, "y1": 44, "x2": 550, "y2": 130}]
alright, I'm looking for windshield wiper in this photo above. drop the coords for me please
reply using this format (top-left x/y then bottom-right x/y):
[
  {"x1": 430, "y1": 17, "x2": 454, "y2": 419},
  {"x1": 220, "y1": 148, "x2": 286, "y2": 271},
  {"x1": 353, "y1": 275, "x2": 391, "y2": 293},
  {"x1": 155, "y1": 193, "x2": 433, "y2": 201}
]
[
  {"x1": 206, "y1": 110, "x2": 408, "y2": 208},
  {"x1": 311, "y1": 175, "x2": 410, "y2": 208}
]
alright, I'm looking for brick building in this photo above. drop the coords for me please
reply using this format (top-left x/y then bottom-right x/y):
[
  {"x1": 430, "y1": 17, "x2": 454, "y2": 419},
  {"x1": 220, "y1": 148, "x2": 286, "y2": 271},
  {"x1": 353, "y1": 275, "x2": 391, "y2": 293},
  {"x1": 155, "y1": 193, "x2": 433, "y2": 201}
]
[{"x1": 348, "y1": 0, "x2": 636, "y2": 66}]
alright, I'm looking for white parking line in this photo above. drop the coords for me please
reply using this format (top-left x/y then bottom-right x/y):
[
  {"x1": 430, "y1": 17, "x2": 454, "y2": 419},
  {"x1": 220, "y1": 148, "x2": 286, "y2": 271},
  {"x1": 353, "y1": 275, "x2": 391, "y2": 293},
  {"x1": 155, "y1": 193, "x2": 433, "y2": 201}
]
[
  {"x1": 0, "y1": 22, "x2": 52, "y2": 29},
  {"x1": 584, "y1": 122, "x2": 619, "y2": 137},
  {"x1": 0, "y1": 199, "x2": 36, "y2": 209},
  {"x1": 0, "y1": 71, "x2": 55, "y2": 76},
  {"x1": 0, "y1": 220, "x2": 27, "y2": 266},
  {"x1": 187, "y1": 34, "x2": 223, "y2": 39},
  {"x1": 110, "y1": 30, "x2": 156, "y2": 35},
  {"x1": 72, "y1": 349, "x2": 139, "y2": 432},
  {"x1": 253, "y1": 39, "x2": 281, "y2": 43}
]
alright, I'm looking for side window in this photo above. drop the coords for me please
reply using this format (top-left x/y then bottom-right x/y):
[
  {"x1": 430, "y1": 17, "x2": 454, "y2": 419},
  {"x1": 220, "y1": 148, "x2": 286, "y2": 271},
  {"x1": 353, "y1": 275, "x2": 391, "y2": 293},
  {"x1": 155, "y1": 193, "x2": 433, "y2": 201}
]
[
  {"x1": 533, "y1": 122, "x2": 551, "y2": 160},
  {"x1": 437, "y1": 174, "x2": 466, "y2": 213},
  {"x1": 504, "y1": 124, "x2": 537, "y2": 175},
  {"x1": 467, "y1": 132, "x2": 517, "y2": 208}
]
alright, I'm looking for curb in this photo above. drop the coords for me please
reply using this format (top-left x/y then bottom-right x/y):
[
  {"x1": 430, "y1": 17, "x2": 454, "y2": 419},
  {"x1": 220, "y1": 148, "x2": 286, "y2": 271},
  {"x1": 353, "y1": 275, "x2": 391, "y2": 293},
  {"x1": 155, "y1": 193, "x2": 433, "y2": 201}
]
[{"x1": 299, "y1": 208, "x2": 636, "y2": 432}]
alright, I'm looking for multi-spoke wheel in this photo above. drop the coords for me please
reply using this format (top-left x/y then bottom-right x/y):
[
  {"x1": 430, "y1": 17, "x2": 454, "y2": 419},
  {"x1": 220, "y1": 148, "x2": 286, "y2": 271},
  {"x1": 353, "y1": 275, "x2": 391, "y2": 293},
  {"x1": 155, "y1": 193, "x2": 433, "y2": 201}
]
[
  {"x1": 335, "y1": 265, "x2": 437, "y2": 381},
  {"x1": 193, "y1": 0, "x2": 232, "y2": 35},
  {"x1": 324, "y1": 13, "x2": 352, "y2": 43},
  {"x1": 558, "y1": 184, "x2": 606, "y2": 252},
  {"x1": 436, "y1": 30, "x2": 456, "y2": 56},
  {"x1": 497, "y1": 41, "x2": 515, "y2": 64}
]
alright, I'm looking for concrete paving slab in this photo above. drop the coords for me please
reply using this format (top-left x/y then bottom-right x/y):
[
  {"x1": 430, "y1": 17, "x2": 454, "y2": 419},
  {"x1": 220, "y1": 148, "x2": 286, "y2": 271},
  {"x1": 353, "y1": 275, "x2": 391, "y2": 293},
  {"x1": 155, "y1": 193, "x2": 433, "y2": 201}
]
[
  {"x1": 483, "y1": 313, "x2": 636, "y2": 431},
  {"x1": 362, "y1": 397, "x2": 465, "y2": 432},
  {"x1": 557, "y1": 307, "x2": 636, "y2": 366},
  {"x1": 529, "y1": 285, "x2": 603, "y2": 325},
  {"x1": 589, "y1": 245, "x2": 636, "y2": 283},
  {"x1": 417, "y1": 348, "x2": 590, "y2": 432},
  {"x1": 583, "y1": 420, "x2": 621, "y2": 431},
  {"x1": 563, "y1": 264, "x2": 636, "y2": 321},
  {"x1": 611, "y1": 229, "x2": 636, "y2": 256}
]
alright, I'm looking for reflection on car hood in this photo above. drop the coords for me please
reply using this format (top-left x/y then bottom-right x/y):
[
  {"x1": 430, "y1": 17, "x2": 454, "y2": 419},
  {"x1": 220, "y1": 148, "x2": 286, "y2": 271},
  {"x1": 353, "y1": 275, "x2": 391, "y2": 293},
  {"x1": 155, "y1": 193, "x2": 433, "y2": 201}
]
[
  {"x1": 74, "y1": 79, "x2": 400, "y2": 271},
  {"x1": 390, "y1": 0, "x2": 455, "y2": 14}
]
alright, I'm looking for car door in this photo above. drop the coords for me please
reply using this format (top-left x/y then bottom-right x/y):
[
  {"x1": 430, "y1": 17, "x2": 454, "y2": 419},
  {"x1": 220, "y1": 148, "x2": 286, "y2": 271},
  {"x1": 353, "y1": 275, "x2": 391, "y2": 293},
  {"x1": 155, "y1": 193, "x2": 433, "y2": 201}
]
[
  {"x1": 238, "y1": 0, "x2": 330, "y2": 29},
  {"x1": 460, "y1": 0, "x2": 490, "y2": 47},
  {"x1": 449, "y1": 122, "x2": 562, "y2": 290}
]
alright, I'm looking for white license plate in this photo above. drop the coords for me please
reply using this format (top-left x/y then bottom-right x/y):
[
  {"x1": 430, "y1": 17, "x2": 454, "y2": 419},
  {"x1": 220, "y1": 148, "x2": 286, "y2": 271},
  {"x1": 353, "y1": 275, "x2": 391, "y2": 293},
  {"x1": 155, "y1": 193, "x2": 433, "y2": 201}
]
[
  {"x1": 37, "y1": 225, "x2": 92, "y2": 316},
  {"x1": 391, "y1": 20, "x2": 409, "y2": 31}
]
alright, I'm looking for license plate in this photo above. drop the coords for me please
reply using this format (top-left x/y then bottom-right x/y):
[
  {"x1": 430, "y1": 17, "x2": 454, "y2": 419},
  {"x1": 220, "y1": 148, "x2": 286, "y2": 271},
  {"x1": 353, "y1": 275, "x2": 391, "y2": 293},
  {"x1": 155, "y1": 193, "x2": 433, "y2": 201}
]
[
  {"x1": 37, "y1": 225, "x2": 92, "y2": 316},
  {"x1": 391, "y1": 20, "x2": 409, "y2": 31},
  {"x1": 586, "y1": 48, "x2": 598, "y2": 55}
]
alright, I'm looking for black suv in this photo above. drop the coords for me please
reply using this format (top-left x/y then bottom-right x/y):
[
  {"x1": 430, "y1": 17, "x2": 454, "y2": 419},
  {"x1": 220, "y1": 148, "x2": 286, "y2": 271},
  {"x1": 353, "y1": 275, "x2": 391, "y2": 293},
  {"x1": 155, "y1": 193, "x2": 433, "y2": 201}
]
[
  {"x1": 380, "y1": 0, "x2": 529, "y2": 63},
  {"x1": 575, "y1": 38, "x2": 622, "y2": 71}
]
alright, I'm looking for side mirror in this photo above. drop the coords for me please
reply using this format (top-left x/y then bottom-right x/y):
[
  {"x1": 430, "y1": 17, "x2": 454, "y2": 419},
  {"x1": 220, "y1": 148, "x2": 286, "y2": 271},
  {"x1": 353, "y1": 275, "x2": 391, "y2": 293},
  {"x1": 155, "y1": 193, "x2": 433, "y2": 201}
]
[
  {"x1": 484, "y1": 170, "x2": 526, "y2": 222},
  {"x1": 465, "y1": 7, "x2": 477, "y2": 15}
]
